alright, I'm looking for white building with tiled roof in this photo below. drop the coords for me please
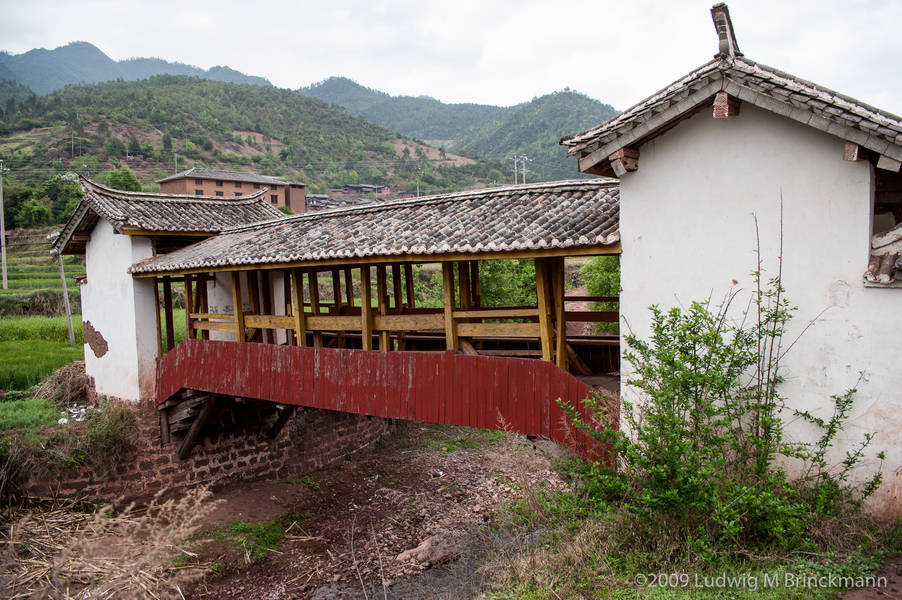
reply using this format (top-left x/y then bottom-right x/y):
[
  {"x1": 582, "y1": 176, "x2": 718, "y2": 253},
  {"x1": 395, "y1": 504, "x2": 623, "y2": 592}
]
[
  {"x1": 53, "y1": 178, "x2": 284, "y2": 401},
  {"x1": 562, "y1": 4, "x2": 901, "y2": 518}
]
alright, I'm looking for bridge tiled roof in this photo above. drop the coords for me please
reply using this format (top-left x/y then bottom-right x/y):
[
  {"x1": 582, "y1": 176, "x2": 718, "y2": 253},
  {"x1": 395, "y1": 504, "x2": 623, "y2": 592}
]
[
  {"x1": 128, "y1": 180, "x2": 620, "y2": 274},
  {"x1": 54, "y1": 177, "x2": 285, "y2": 255}
]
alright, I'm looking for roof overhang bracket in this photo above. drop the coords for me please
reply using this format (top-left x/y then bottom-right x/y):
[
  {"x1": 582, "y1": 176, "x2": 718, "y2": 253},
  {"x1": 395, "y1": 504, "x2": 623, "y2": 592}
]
[
  {"x1": 609, "y1": 148, "x2": 639, "y2": 178},
  {"x1": 713, "y1": 92, "x2": 740, "y2": 118}
]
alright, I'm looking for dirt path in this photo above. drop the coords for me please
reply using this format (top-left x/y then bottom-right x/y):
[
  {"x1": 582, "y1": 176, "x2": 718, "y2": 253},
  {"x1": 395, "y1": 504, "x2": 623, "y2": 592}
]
[{"x1": 183, "y1": 423, "x2": 568, "y2": 600}]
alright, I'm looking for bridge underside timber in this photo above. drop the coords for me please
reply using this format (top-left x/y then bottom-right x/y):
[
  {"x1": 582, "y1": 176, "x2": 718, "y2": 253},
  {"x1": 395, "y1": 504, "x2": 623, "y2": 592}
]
[{"x1": 157, "y1": 339, "x2": 618, "y2": 461}]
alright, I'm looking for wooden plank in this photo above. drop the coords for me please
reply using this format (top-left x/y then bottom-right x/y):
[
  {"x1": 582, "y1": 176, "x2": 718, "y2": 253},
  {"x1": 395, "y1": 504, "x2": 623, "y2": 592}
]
[
  {"x1": 476, "y1": 356, "x2": 487, "y2": 429},
  {"x1": 565, "y1": 311, "x2": 619, "y2": 323},
  {"x1": 453, "y1": 353, "x2": 464, "y2": 426},
  {"x1": 538, "y1": 362, "x2": 551, "y2": 438},
  {"x1": 458, "y1": 338, "x2": 478, "y2": 356},
  {"x1": 245, "y1": 314, "x2": 297, "y2": 330},
  {"x1": 441, "y1": 262, "x2": 458, "y2": 352},
  {"x1": 160, "y1": 408, "x2": 170, "y2": 445},
  {"x1": 452, "y1": 308, "x2": 540, "y2": 319},
  {"x1": 306, "y1": 315, "x2": 362, "y2": 331},
  {"x1": 373, "y1": 314, "x2": 445, "y2": 331},
  {"x1": 477, "y1": 350, "x2": 542, "y2": 357},
  {"x1": 177, "y1": 395, "x2": 219, "y2": 460},
  {"x1": 360, "y1": 267, "x2": 374, "y2": 350},
  {"x1": 308, "y1": 269, "x2": 324, "y2": 347},
  {"x1": 291, "y1": 268, "x2": 307, "y2": 347},
  {"x1": 457, "y1": 322, "x2": 541, "y2": 338},
  {"x1": 377, "y1": 265, "x2": 390, "y2": 351},
  {"x1": 534, "y1": 259, "x2": 553, "y2": 362},
  {"x1": 566, "y1": 345, "x2": 593, "y2": 376},
  {"x1": 261, "y1": 271, "x2": 274, "y2": 343},
  {"x1": 467, "y1": 356, "x2": 477, "y2": 428},
  {"x1": 231, "y1": 272, "x2": 245, "y2": 343},
  {"x1": 189, "y1": 313, "x2": 235, "y2": 320},
  {"x1": 163, "y1": 276, "x2": 175, "y2": 353},
  {"x1": 552, "y1": 256, "x2": 568, "y2": 371},
  {"x1": 192, "y1": 320, "x2": 236, "y2": 333}
]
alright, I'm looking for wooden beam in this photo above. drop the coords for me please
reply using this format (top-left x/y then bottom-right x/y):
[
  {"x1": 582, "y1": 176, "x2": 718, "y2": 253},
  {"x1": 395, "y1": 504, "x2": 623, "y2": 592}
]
[
  {"x1": 459, "y1": 339, "x2": 478, "y2": 356},
  {"x1": 360, "y1": 266, "x2": 374, "y2": 350},
  {"x1": 843, "y1": 141, "x2": 867, "y2": 162},
  {"x1": 160, "y1": 408, "x2": 170, "y2": 445},
  {"x1": 244, "y1": 314, "x2": 297, "y2": 329},
  {"x1": 441, "y1": 262, "x2": 458, "y2": 352},
  {"x1": 458, "y1": 261, "x2": 472, "y2": 311},
  {"x1": 131, "y1": 243, "x2": 625, "y2": 278},
  {"x1": 566, "y1": 345, "x2": 593, "y2": 376},
  {"x1": 231, "y1": 272, "x2": 245, "y2": 343},
  {"x1": 373, "y1": 314, "x2": 445, "y2": 331},
  {"x1": 392, "y1": 264, "x2": 403, "y2": 310},
  {"x1": 308, "y1": 269, "x2": 324, "y2": 347},
  {"x1": 247, "y1": 271, "x2": 263, "y2": 343},
  {"x1": 452, "y1": 308, "x2": 539, "y2": 319},
  {"x1": 609, "y1": 147, "x2": 639, "y2": 178},
  {"x1": 457, "y1": 322, "x2": 541, "y2": 338},
  {"x1": 184, "y1": 274, "x2": 194, "y2": 341},
  {"x1": 404, "y1": 263, "x2": 415, "y2": 308},
  {"x1": 552, "y1": 256, "x2": 568, "y2": 371},
  {"x1": 192, "y1": 320, "x2": 238, "y2": 333},
  {"x1": 344, "y1": 267, "x2": 354, "y2": 307},
  {"x1": 534, "y1": 258, "x2": 553, "y2": 362},
  {"x1": 163, "y1": 276, "x2": 175, "y2": 353},
  {"x1": 177, "y1": 394, "x2": 219, "y2": 460},
  {"x1": 713, "y1": 92, "x2": 740, "y2": 118},
  {"x1": 291, "y1": 268, "x2": 306, "y2": 347},
  {"x1": 332, "y1": 269, "x2": 342, "y2": 313},
  {"x1": 377, "y1": 265, "x2": 390, "y2": 350},
  {"x1": 260, "y1": 271, "x2": 274, "y2": 344},
  {"x1": 307, "y1": 315, "x2": 361, "y2": 331},
  {"x1": 266, "y1": 406, "x2": 296, "y2": 439}
]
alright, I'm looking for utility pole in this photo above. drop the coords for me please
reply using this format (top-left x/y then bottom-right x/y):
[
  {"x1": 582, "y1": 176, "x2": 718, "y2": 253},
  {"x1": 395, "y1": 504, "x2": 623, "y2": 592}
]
[
  {"x1": 174, "y1": 153, "x2": 179, "y2": 174},
  {"x1": 0, "y1": 160, "x2": 7, "y2": 289},
  {"x1": 521, "y1": 155, "x2": 531, "y2": 184},
  {"x1": 512, "y1": 156, "x2": 519, "y2": 184}
]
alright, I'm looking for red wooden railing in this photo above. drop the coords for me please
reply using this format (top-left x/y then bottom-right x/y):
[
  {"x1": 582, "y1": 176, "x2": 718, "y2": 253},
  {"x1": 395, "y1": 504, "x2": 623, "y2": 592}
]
[{"x1": 156, "y1": 339, "x2": 617, "y2": 460}]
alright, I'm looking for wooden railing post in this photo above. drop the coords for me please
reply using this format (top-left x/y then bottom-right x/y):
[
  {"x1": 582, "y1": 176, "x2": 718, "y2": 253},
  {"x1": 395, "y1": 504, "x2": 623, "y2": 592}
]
[
  {"x1": 360, "y1": 266, "x2": 374, "y2": 350},
  {"x1": 377, "y1": 264, "x2": 390, "y2": 351},
  {"x1": 442, "y1": 262, "x2": 458, "y2": 352},
  {"x1": 291, "y1": 267, "x2": 306, "y2": 347},
  {"x1": 260, "y1": 270, "x2": 273, "y2": 344},
  {"x1": 184, "y1": 273, "x2": 194, "y2": 341},
  {"x1": 231, "y1": 272, "x2": 245, "y2": 343},
  {"x1": 404, "y1": 263, "x2": 415, "y2": 308},
  {"x1": 162, "y1": 275, "x2": 175, "y2": 352},
  {"x1": 534, "y1": 258, "x2": 553, "y2": 363},
  {"x1": 552, "y1": 256, "x2": 568, "y2": 370},
  {"x1": 308, "y1": 268, "x2": 323, "y2": 347}
]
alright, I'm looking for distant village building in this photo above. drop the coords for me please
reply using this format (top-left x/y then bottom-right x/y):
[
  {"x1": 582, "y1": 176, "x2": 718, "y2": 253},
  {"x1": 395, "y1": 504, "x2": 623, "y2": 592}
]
[
  {"x1": 52, "y1": 178, "x2": 284, "y2": 401},
  {"x1": 157, "y1": 168, "x2": 306, "y2": 213}
]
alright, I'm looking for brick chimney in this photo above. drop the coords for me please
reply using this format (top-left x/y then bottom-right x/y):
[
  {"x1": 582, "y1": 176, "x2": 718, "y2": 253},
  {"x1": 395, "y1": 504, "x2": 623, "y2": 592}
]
[{"x1": 711, "y1": 3, "x2": 743, "y2": 58}]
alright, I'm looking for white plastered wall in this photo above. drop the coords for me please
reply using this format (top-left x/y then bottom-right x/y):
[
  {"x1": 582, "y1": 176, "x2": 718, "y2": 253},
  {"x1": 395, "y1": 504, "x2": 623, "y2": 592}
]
[
  {"x1": 81, "y1": 220, "x2": 157, "y2": 401},
  {"x1": 619, "y1": 103, "x2": 901, "y2": 517}
]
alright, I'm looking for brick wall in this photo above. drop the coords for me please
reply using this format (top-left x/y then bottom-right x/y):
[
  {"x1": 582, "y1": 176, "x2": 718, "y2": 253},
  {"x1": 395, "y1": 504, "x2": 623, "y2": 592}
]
[{"x1": 23, "y1": 399, "x2": 391, "y2": 503}]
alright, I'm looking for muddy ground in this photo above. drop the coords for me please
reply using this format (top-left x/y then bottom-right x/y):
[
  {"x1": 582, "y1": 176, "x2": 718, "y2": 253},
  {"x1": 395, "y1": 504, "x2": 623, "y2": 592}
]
[{"x1": 181, "y1": 422, "x2": 568, "y2": 600}]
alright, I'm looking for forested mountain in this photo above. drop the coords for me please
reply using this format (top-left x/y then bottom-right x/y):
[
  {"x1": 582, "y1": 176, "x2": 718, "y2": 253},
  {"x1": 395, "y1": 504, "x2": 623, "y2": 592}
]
[
  {"x1": 0, "y1": 75, "x2": 507, "y2": 228},
  {"x1": 300, "y1": 77, "x2": 506, "y2": 140},
  {"x1": 0, "y1": 42, "x2": 271, "y2": 95},
  {"x1": 300, "y1": 78, "x2": 618, "y2": 180}
]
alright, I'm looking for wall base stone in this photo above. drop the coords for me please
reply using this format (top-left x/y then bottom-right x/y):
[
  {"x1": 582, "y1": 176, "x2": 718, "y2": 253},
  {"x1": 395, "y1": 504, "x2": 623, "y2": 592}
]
[{"x1": 23, "y1": 399, "x2": 391, "y2": 504}]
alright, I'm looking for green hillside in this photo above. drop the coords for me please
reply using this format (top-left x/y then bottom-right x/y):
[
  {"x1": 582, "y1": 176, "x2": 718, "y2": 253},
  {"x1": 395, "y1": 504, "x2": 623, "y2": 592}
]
[
  {"x1": 0, "y1": 42, "x2": 272, "y2": 95},
  {"x1": 300, "y1": 78, "x2": 618, "y2": 181},
  {"x1": 300, "y1": 77, "x2": 506, "y2": 140}
]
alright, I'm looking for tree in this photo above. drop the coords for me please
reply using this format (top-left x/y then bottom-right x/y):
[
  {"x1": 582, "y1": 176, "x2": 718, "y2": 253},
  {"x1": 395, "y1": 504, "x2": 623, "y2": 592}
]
[
  {"x1": 162, "y1": 133, "x2": 172, "y2": 152},
  {"x1": 97, "y1": 119, "x2": 109, "y2": 136},
  {"x1": 127, "y1": 134, "x2": 141, "y2": 154},
  {"x1": 105, "y1": 165, "x2": 142, "y2": 192},
  {"x1": 487, "y1": 169, "x2": 504, "y2": 184},
  {"x1": 580, "y1": 255, "x2": 620, "y2": 333}
]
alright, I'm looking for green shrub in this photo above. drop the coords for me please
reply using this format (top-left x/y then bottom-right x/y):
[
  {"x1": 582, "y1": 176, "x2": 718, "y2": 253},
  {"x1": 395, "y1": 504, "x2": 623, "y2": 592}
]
[
  {"x1": 580, "y1": 255, "x2": 619, "y2": 334},
  {"x1": 0, "y1": 398, "x2": 61, "y2": 430},
  {"x1": 562, "y1": 262, "x2": 883, "y2": 561},
  {"x1": 0, "y1": 288, "x2": 82, "y2": 317}
]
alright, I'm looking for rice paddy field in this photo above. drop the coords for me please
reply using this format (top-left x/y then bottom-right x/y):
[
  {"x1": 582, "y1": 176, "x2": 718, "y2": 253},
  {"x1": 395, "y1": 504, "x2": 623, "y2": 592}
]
[{"x1": 1, "y1": 229, "x2": 85, "y2": 392}]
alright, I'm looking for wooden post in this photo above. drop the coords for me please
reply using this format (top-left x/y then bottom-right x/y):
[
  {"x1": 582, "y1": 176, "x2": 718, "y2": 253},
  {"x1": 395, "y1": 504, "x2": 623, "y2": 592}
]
[
  {"x1": 344, "y1": 267, "x2": 354, "y2": 307},
  {"x1": 552, "y1": 256, "x2": 568, "y2": 371},
  {"x1": 184, "y1": 273, "x2": 194, "y2": 341},
  {"x1": 261, "y1": 271, "x2": 273, "y2": 344},
  {"x1": 291, "y1": 267, "x2": 306, "y2": 347},
  {"x1": 331, "y1": 269, "x2": 342, "y2": 312},
  {"x1": 266, "y1": 406, "x2": 296, "y2": 439},
  {"x1": 404, "y1": 263, "x2": 415, "y2": 308},
  {"x1": 360, "y1": 266, "x2": 373, "y2": 350},
  {"x1": 55, "y1": 252, "x2": 75, "y2": 345},
  {"x1": 308, "y1": 268, "x2": 324, "y2": 347},
  {"x1": 283, "y1": 269, "x2": 293, "y2": 344},
  {"x1": 377, "y1": 264, "x2": 390, "y2": 351},
  {"x1": 231, "y1": 272, "x2": 245, "y2": 343},
  {"x1": 163, "y1": 276, "x2": 175, "y2": 353},
  {"x1": 247, "y1": 271, "x2": 263, "y2": 343},
  {"x1": 392, "y1": 264, "x2": 403, "y2": 310},
  {"x1": 458, "y1": 260, "x2": 472, "y2": 311},
  {"x1": 534, "y1": 258, "x2": 553, "y2": 363},
  {"x1": 442, "y1": 262, "x2": 458, "y2": 352},
  {"x1": 471, "y1": 261, "x2": 481, "y2": 308},
  {"x1": 153, "y1": 277, "x2": 163, "y2": 356},
  {"x1": 178, "y1": 394, "x2": 219, "y2": 460},
  {"x1": 160, "y1": 409, "x2": 170, "y2": 445}
]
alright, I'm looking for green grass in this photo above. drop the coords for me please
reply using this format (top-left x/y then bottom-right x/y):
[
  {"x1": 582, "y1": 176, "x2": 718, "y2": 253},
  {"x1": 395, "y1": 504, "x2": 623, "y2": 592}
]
[
  {"x1": 217, "y1": 519, "x2": 286, "y2": 563},
  {"x1": 0, "y1": 398, "x2": 61, "y2": 430},
  {"x1": 161, "y1": 309, "x2": 187, "y2": 349},
  {"x1": 0, "y1": 340, "x2": 84, "y2": 391},
  {"x1": 0, "y1": 316, "x2": 84, "y2": 344}
]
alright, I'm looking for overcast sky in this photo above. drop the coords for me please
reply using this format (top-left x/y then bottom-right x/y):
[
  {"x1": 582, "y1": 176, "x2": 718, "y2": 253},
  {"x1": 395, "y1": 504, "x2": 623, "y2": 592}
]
[{"x1": 2, "y1": 0, "x2": 901, "y2": 115}]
